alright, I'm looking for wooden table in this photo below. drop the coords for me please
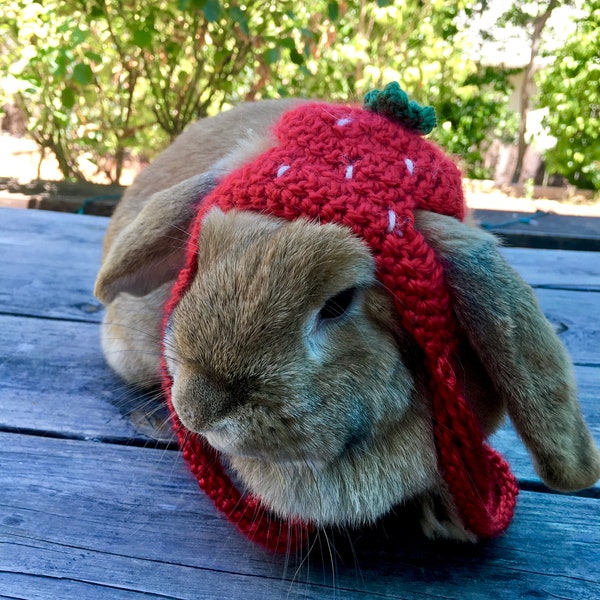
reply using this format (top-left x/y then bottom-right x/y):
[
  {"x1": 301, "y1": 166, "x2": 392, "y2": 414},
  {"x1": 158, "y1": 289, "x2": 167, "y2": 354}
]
[{"x1": 1, "y1": 206, "x2": 599, "y2": 599}]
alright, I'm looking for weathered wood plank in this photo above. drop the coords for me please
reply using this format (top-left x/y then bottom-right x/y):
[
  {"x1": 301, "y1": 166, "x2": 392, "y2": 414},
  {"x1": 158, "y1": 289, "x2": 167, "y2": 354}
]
[
  {"x1": 500, "y1": 246, "x2": 600, "y2": 290},
  {"x1": 1, "y1": 311, "x2": 598, "y2": 490},
  {"x1": 1, "y1": 168, "x2": 599, "y2": 600},
  {"x1": 534, "y1": 288, "x2": 600, "y2": 365},
  {"x1": 1, "y1": 433, "x2": 598, "y2": 599},
  {"x1": 0, "y1": 207, "x2": 106, "y2": 322},
  {"x1": 1, "y1": 207, "x2": 599, "y2": 325},
  {"x1": 478, "y1": 209, "x2": 600, "y2": 253},
  {"x1": 0, "y1": 546, "x2": 365, "y2": 600},
  {"x1": 0, "y1": 314, "x2": 168, "y2": 443},
  {"x1": 0, "y1": 573, "x2": 181, "y2": 600}
]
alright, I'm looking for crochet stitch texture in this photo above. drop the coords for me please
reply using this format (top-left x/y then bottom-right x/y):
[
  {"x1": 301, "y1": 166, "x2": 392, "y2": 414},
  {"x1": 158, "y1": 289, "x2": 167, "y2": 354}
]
[{"x1": 162, "y1": 93, "x2": 519, "y2": 552}]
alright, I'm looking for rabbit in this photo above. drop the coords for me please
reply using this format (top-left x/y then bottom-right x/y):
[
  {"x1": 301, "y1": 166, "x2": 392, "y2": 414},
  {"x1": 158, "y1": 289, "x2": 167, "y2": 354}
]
[{"x1": 94, "y1": 94, "x2": 600, "y2": 544}]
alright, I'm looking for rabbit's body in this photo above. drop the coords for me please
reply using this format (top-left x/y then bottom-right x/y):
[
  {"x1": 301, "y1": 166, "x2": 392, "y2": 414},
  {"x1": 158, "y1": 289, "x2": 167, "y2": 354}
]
[{"x1": 95, "y1": 96, "x2": 600, "y2": 544}]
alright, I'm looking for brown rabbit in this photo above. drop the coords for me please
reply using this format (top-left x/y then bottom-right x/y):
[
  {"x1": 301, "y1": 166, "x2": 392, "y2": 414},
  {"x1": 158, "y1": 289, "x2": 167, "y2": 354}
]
[{"x1": 95, "y1": 89, "x2": 600, "y2": 546}]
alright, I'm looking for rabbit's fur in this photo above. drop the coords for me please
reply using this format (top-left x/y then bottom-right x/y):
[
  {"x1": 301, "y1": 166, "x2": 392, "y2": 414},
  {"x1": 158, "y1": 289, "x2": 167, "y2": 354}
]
[{"x1": 95, "y1": 99, "x2": 600, "y2": 540}]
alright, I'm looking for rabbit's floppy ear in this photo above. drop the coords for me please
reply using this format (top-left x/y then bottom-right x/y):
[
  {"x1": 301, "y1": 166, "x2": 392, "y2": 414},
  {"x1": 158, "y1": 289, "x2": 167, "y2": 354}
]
[
  {"x1": 94, "y1": 172, "x2": 219, "y2": 304},
  {"x1": 95, "y1": 129, "x2": 280, "y2": 305},
  {"x1": 415, "y1": 210, "x2": 600, "y2": 492}
]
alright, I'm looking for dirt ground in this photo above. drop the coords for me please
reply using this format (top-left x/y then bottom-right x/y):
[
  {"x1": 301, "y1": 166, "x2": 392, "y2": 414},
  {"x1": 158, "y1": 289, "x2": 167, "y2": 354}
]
[
  {"x1": 466, "y1": 186, "x2": 600, "y2": 217},
  {"x1": 1, "y1": 132, "x2": 599, "y2": 217}
]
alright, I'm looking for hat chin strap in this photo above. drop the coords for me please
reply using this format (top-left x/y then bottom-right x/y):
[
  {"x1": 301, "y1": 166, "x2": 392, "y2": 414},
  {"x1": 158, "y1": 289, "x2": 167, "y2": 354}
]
[
  {"x1": 377, "y1": 219, "x2": 518, "y2": 539},
  {"x1": 165, "y1": 392, "x2": 313, "y2": 552},
  {"x1": 428, "y1": 350, "x2": 519, "y2": 538}
]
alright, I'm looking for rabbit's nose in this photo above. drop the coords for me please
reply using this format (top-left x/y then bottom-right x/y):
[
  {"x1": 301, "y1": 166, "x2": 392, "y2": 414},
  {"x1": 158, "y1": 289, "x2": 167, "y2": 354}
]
[{"x1": 171, "y1": 370, "x2": 249, "y2": 432}]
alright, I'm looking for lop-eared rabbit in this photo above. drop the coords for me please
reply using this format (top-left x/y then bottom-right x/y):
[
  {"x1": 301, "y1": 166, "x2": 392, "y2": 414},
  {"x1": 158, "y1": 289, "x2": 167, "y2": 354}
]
[{"x1": 95, "y1": 89, "x2": 600, "y2": 547}]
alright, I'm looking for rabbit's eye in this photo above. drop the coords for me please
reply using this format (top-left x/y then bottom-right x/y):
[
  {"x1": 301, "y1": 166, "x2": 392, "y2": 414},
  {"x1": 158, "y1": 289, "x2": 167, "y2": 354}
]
[{"x1": 318, "y1": 287, "x2": 357, "y2": 323}]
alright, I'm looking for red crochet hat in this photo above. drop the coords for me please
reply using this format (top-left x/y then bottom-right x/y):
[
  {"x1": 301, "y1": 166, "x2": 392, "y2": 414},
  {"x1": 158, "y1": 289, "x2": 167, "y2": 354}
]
[{"x1": 162, "y1": 83, "x2": 518, "y2": 552}]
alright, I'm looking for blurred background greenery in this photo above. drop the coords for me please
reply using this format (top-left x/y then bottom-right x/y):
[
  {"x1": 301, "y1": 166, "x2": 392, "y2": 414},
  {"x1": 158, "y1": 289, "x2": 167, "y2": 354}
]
[{"x1": 0, "y1": 0, "x2": 598, "y2": 192}]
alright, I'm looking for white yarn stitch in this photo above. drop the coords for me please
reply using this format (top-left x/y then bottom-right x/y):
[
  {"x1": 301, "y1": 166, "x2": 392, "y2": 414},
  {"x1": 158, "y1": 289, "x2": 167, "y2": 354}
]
[
  {"x1": 387, "y1": 209, "x2": 397, "y2": 233},
  {"x1": 404, "y1": 158, "x2": 415, "y2": 175},
  {"x1": 276, "y1": 164, "x2": 290, "y2": 178}
]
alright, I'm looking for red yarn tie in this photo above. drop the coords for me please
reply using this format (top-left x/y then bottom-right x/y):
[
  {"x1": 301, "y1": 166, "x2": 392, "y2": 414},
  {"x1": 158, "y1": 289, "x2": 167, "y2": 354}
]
[
  {"x1": 377, "y1": 219, "x2": 518, "y2": 537},
  {"x1": 167, "y1": 391, "x2": 312, "y2": 552}
]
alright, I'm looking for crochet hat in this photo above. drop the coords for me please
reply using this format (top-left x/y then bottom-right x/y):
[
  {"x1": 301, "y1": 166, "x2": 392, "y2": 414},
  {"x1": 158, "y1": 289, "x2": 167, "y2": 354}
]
[{"x1": 162, "y1": 83, "x2": 518, "y2": 552}]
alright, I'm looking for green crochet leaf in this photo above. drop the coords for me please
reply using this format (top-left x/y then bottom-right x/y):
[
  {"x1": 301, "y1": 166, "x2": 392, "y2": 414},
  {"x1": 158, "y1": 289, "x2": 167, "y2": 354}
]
[{"x1": 363, "y1": 82, "x2": 436, "y2": 135}]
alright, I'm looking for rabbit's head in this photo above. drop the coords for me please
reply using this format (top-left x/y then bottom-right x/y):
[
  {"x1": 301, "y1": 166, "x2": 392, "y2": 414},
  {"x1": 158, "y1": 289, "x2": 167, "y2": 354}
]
[
  {"x1": 163, "y1": 208, "x2": 442, "y2": 529},
  {"x1": 95, "y1": 85, "x2": 600, "y2": 549}
]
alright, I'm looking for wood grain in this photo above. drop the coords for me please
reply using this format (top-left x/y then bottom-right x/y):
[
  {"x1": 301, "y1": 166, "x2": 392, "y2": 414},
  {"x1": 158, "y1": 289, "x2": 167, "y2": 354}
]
[
  {"x1": 501, "y1": 246, "x2": 600, "y2": 290},
  {"x1": 1, "y1": 207, "x2": 599, "y2": 599},
  {"x1": 0, "y1": 314, "x2": 171, "y2": 443},
  {"x1": 1, "y1": 208, "x2": 599, "y2": 323},
  {"x1": 0, "y1": 208, "x2": 106, "y2": 322},
  {"x1": 1, "y1": 432, "x2": 598, "y2": 599}
]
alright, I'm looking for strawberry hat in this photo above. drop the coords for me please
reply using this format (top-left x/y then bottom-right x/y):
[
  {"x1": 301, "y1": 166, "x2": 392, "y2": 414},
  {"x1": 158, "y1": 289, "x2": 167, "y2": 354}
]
[{"x1": 162, "y1": 83, "x2": 518, "y2": 552}]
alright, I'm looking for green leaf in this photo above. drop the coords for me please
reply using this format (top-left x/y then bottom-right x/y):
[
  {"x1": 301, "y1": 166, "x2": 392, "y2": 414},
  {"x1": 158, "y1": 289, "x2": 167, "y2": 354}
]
[
  {"x1": 72, "y1": 63, "x2": 93, "y2": 85},
  {"x1": 263, "y1": 47, "x2": 280, "y2": 65},
  {"x1": 84, "y1": 51, "x2": 103, "y2": 64},
  {"x1": 54, "y1": 111, "x2": 69, "y2": 127},
  {"x1": 289, "y1": 47, "x2": 304, "y2": 65},
  {"x1": 203, "y1": 0, "x2": 222, "y2": 22},
  {"x1": 71, "y1": 27, "x2": 88, "y2": 46},
  {"x1": 57, "y1": 21, "x2": 72, "y2": 34},
  {"x1": 165, "y1": 41, "x2": 180, "y2": 58},
  {"x1": 228, "y1": 6, "x2": 249, "y2": 36},
  {"x1": 61, "y1": 87, "x2": 76, "y2": 109},
  {"x1": 278, "y1": 37, "x2": 296, "y2": 51},
  {"x1": 328, "y1": 1, "x2": 339, "y2": 22},
  {"x1": 178, "y1": 0, "x2": 191, "y2": 9},
  {"x1": 214, "y1": 48, "x2": 230, "y2": 66},
  {"x1": 133, "y1": 29, "x2": 152, "y2": 49},
  {"x1": 53, "y1": 62, "x2": 67, "y2": 78},
  {"x1": 52, "y1": 52, "x2": 69, "y2": 78},
  {"x1": 301, "y1": 28, "x2": 319, "y2": 43},
  {"x1": 89, "y1": 5, "x2": 105, "y2": 19}
]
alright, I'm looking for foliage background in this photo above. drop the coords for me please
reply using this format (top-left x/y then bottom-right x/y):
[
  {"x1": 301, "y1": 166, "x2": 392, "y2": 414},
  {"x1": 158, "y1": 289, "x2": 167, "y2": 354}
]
[{"x1": 0, "y1": 0, "x2": 597, "y2": 190}]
